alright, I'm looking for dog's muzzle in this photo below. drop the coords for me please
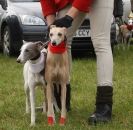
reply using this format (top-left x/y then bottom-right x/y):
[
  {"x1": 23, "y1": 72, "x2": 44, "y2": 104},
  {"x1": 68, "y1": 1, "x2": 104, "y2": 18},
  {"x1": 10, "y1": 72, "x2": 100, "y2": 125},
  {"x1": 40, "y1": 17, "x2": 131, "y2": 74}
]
[
  {"x1": 16, "y1": 58, "x2": 21, "y2": 63},
  {"x1": 51, "y1": 41, "x2": 56, "y2": 46}
]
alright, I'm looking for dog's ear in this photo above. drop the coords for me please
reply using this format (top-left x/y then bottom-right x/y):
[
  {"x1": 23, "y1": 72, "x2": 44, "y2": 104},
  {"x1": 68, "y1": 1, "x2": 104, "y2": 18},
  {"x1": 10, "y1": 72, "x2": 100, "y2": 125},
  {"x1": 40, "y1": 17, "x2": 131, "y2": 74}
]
[
  {"x1": 35, "y1": 41, "x2": 44, "y2": 50},
  {"x1": 23, "y1": 40, "x2": 27, "y2": 44}
]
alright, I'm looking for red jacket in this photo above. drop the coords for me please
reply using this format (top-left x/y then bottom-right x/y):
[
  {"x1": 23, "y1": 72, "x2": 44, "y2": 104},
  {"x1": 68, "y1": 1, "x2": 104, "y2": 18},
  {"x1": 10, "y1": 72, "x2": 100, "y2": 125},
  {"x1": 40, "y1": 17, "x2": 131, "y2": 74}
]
[{"x1": 40, "y1": 0, "x2": 94, "y2": 17}]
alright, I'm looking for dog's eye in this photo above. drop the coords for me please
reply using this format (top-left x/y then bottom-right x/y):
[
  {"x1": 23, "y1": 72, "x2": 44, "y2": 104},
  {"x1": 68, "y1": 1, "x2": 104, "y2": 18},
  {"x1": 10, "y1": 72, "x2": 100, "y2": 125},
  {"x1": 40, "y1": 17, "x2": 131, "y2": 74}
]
[
  {"x1": 50, "y1": 33, "x2": 53, "y2": 37},
  {"x1": 25, "y1": 49, "x2": 29, "y2": 52},
  {"x1": 58, "y1": 33, "x2": 62, "y2": 37}
]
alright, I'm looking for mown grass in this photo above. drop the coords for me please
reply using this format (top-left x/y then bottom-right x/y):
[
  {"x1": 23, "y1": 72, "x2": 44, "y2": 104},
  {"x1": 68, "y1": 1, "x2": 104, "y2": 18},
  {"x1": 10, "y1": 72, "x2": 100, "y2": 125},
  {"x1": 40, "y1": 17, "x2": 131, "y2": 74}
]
[{"x1": 0, "y1": 45, "x2": 133, "y2": 130}]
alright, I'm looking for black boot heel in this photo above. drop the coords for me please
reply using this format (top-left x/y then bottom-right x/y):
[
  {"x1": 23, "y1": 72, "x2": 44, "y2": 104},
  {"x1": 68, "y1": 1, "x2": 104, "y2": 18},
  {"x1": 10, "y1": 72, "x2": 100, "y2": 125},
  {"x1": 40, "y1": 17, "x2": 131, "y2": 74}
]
[{"x1": 88, "y1": 86, "x2": 113, "y2": 125}]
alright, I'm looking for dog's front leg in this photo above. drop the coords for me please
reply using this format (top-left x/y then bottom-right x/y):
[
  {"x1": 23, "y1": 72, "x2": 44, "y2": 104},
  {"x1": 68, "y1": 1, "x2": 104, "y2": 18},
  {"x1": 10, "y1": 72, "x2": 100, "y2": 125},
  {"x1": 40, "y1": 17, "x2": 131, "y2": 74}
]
[
  {"x1": 47, "y1": 83, "x2": 55, "y2": 125},
  {"x1": 59, "y1": 83, "x2": 67, "y2": 126},
  {"x1": 42, "y1": 87, "x2": 47, "y2": 113},
  {"x1": 24, "y1": 84, "x2": 30, "y2": 114},
  {"x1": 29, "y1": 86, "x2": 35, "y2": 126}
]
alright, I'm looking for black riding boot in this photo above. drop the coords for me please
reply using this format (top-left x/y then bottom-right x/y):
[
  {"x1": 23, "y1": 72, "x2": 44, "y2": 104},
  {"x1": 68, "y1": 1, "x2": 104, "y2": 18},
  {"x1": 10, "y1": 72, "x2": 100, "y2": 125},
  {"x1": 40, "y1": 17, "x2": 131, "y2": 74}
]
[
  {"x1": 54, "y1": 84, "x2": 71, "y2": 112},
  {"x1": 88, "y1": 86, "x2": 113, "y2": 125}
]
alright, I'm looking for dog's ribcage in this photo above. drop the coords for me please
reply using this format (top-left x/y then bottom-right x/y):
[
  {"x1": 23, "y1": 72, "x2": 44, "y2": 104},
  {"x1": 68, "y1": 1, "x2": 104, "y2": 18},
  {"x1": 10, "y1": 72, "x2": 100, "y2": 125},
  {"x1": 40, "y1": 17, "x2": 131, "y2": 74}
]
[
  {"x1": 45, "y1": 51, "x2": 69, "y2": 83},
  {"x1": 24, "y1": 62, "x2": 45, "y2": 86}
]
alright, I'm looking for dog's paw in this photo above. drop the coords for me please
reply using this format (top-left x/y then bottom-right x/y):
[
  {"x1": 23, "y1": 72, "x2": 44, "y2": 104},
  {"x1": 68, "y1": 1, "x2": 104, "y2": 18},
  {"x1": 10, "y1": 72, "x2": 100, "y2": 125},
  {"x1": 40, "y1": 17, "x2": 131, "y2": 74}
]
[
  {"x1": 59, "y1": 117, "x2": 66, "y2": 126},
  {"x1": 30, "y1": 123, "x2": 35, "y2": 127},
  {"x1": 25, "y1": 108, "x2": 30, "y2": 114},
  {"x1": 25, "y1": 111, "x2": 30, "y2": 114},
  {"x1": 24, "y1": 111, "x2": 30, "y2": 115},
  {"x1": 48, "y1": 116, "x2": 55, "y2": 126},
  {"x1": 25, "y1": 112, "x2": 30, "y2": 114}
]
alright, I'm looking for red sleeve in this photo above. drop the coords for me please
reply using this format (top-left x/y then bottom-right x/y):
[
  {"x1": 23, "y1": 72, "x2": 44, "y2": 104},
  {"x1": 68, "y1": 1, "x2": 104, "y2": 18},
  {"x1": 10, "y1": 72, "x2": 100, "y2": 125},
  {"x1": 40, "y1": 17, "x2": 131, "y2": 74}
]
[
  {"x1": 40, "y1": 0, "x2": 56, "y2": 17},
  {"x1": 72, "y1": 0, "x2": 94, "y2": 12}
]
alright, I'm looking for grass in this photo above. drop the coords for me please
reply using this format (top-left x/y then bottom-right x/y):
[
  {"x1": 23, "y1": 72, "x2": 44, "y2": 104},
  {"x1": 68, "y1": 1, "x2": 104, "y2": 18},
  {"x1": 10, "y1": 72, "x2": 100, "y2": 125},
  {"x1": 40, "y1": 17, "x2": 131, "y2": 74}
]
[{"x1": 0, "y1": 45, "x2": 133, "y2": 130}]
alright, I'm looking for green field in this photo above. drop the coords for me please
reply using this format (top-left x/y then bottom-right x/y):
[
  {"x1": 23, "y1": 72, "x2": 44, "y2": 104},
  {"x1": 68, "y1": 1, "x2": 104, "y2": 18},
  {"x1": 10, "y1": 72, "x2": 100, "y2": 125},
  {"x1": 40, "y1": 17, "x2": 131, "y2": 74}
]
[{"x1": 0, "y1": 46, "x2": 133, "y2": 130}]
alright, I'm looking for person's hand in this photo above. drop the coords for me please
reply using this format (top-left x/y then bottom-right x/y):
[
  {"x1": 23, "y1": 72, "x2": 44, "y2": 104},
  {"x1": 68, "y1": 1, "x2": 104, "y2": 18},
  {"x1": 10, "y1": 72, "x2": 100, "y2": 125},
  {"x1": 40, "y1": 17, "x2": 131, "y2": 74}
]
[{"x1": 52, "y1": 15, "x2": 73, "y2": 28}]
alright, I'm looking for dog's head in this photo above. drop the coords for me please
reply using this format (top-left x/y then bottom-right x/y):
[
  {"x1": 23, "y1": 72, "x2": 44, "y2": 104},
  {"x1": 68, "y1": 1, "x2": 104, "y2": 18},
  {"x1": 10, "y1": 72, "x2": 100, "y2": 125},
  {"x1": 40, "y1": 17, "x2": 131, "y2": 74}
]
[
  {"x1": 49, "y1": 25, "x2": 67, "y2": 46},
  {"x1": 17, "y1": 41, "x2": 44, "y2": 63},
  {"x1": 128, "y1": 19, "x2": 133, "y2": 25}
]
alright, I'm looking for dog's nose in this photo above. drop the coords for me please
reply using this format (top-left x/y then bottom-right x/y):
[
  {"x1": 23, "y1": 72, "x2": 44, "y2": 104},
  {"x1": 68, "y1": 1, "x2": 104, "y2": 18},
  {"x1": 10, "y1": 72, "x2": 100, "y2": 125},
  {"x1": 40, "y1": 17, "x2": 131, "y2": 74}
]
[
  {"x1": 52, "y1": 41, "x2": 56, "y2": 46},
  {"x1": 16, "y1": 59, "x2": 21, "y2": 63}
]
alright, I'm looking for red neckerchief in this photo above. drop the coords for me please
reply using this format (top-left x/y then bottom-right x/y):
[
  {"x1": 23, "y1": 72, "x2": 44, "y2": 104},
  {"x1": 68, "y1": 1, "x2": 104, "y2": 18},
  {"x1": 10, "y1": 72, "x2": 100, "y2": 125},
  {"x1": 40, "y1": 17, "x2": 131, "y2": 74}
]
[{"x1": 48, "y1": 41, "x2": 67, "y2": 54}]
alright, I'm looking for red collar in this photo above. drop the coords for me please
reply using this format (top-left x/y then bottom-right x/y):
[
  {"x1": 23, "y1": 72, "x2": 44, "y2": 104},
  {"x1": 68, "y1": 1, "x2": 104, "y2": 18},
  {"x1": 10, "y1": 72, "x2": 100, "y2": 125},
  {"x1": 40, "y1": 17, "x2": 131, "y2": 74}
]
[{"x1": 48, "y1": 41, "x2": 67, "y2": 54}]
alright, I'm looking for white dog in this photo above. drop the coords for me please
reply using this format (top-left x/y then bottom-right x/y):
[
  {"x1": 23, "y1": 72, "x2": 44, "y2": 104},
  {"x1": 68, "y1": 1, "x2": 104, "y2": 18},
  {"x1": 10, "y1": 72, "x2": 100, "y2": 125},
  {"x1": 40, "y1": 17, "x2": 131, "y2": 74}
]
[{"x1": 17, "y1": 41, "x2": 59, "y2": 126}]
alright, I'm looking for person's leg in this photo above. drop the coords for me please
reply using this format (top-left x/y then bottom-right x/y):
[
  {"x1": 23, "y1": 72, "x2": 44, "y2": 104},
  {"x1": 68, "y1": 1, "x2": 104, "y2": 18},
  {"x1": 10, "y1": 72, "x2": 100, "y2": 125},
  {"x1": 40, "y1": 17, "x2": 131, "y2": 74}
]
[
  {"x1": 57, "y1": 4, "x2": 86, "y2": 75},
  {"x1": 88, "y1": 0, "x2": 114, "y2": 124},
  {"x1": 131, "y1": 0, "x2": 133, "y2": 12},
  {"x1": 54, "y1": 5, "x2": 86, "y2": 111}
]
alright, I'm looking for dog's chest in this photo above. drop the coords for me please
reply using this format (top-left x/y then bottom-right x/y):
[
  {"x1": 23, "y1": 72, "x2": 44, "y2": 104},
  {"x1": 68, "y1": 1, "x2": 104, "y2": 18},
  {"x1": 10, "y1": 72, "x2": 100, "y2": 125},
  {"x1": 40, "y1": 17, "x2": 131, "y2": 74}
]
[
  {"x1": 52, "y1": 64, "x2": 64, "y2": 78},
  {"x1": 46, "y1": 53, "x2": 69, "y2": 82},
  {"x1": 33, "y1": 73, "x2": 45, "y2": 85},
  {"x1": 24, "y1": 62, "x2": 45, "y2": 85}
]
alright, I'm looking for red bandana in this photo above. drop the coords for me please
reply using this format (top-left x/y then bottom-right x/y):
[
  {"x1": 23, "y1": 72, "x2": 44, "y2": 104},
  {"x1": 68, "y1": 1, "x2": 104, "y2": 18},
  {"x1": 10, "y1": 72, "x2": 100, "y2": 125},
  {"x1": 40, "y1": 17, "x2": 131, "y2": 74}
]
[{"x1": 48, "y1": 41, "x2": 67, "y2": 54}]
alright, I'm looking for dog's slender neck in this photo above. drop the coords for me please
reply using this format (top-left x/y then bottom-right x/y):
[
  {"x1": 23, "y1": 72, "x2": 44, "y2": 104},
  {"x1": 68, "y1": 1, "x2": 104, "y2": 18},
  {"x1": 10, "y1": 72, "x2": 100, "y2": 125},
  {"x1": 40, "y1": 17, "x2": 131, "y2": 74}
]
[
  {"x1": 48, "y1": 40, "x2": 67, "y2": 54},
  {"x1": 29, "y1": 52, "x2": 45, "y2": 73},
  {"x1": 30, "y1": 52, "x2": 41, "y2": 61}
]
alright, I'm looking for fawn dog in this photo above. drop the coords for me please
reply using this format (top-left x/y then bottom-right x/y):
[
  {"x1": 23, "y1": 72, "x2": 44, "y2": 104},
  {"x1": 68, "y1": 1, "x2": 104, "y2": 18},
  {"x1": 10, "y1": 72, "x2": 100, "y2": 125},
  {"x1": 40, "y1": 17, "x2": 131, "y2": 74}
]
[
  {"x1": 45, "y1": 25, "x2": 69, "y2": 126},
  {"x1": 119, "y1": 20, "x2": 133, "y2": 49},
  {"x1": 120, "y1": 24, "x2": 132, "y2": 44},
  {"x1": 17, "y1": 41, "x2": 59, "y2": 126}
]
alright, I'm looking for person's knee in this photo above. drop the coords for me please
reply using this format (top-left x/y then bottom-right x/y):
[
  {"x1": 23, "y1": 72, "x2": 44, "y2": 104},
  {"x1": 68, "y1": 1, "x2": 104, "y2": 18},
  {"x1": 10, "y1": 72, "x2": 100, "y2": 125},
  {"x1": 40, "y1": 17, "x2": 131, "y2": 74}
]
[{"x1": 92, "y1": 38, "x2": 112, "y2": 53}]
